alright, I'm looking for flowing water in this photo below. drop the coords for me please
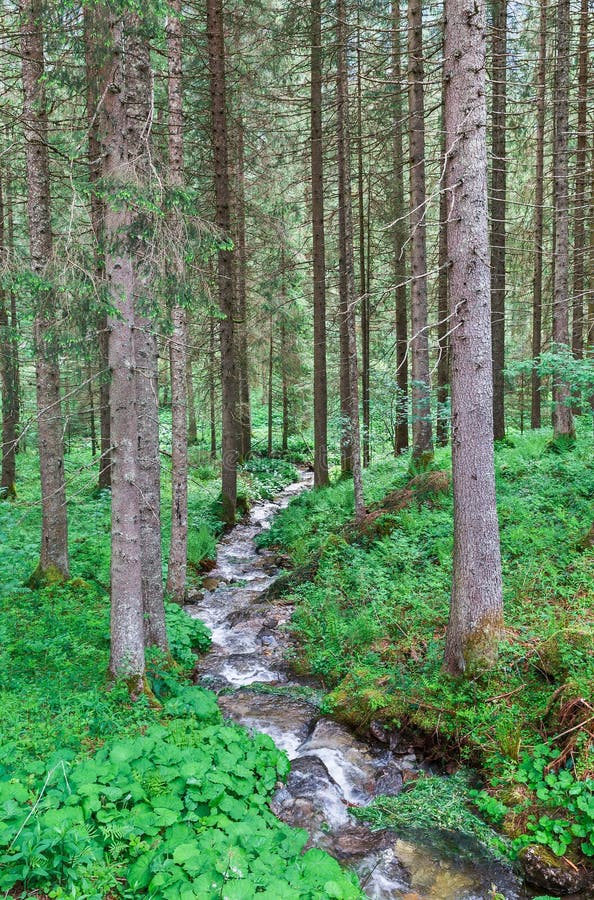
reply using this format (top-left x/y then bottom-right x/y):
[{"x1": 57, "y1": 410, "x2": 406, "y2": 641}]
[{"x1": 186, "y1": 472, "x2": 526, "y2": 900}]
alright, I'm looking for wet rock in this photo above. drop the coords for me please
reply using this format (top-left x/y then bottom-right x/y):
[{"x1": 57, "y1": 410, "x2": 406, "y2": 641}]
[
  {"x1": 185, "y1": 588, "x2": 203, "y2": 604},
  {"x1": 218, "y1": 692, "x2": 318, "y2": 758},
  {"x1": 331, "y1": 824, "x2": 394, "y2": 861},
  {"x1": 202, "y1": 575, "x2": 223, "y2": 591},
  {"x1": 271, "y1": 756, "x2": 351, "y2": 832},
  {"x1": 369, "y1": 720, "x2": 389, "y2": 743},
  {"x1": 519, "y1": 845, "x2": 592, "y2": 895},
  {"x1": 374, "y1": 767, "x2": 404, "y2": 797}
]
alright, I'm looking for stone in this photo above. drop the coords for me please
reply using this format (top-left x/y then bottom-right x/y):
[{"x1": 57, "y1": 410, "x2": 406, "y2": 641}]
[{"x1": 519, "y1": 845, "x2": 592, "y2": 895}]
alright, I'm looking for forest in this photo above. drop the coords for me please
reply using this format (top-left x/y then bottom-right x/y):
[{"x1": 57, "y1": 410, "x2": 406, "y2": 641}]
[{"x1": 0, "y1": 0, "x2": 593, "y2": 897}]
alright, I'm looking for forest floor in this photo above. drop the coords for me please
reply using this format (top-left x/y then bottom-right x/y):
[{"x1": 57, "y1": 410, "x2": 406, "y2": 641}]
[
  {"x1": 259, "y1": 424, "x2": 594, "y2": 895},
  {"x1": 0, "y1": 423, "x2": 593, "y2": 898}
]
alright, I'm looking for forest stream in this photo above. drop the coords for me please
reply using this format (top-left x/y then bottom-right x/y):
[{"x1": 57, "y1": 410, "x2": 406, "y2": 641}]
[{"x1": 186, "y1": 472, "x2": 527, "y2": 900}]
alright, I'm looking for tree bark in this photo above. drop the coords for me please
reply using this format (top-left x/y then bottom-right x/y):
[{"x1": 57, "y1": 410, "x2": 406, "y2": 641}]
[
  {"x1": 443, "y1": 0, "x2": 504, "y2": 676},
  {"x1": 407, "y1": 0, "x2": 433, "y2": 467},
  {"x1": 0, "y1": 171, "x2": 18, "y2": 499},
  {"x1": 102, "y1": 10, "x2": 145, "y2": 682},
  {"x1": 232, "y1": 101, "x2": 251, "y2": 463},
  {"x1": 165, "y1": 0, "x2": 188, "y2": 605},
  {"x1": 209, "y1": 316, "x2": 217, "y2": 460},
  {"x1": 356, "y1": 16, "x2": 370, "y2": 469},
  {"x1": 83, "y1": 3, "x2": 111, "y2": 489},
  {"x1": 207, "y1": 0, "x2": 238, "y2": 525},
  {"x1": 20, "y1": 0, "x2": 69, "y2": 582},
  {"x1": 311, "y1": 0, "x2": 329, "y2": 486},
  {"x1": 571, "y1": 0, "x2": 588, "y2": 361},
  {"x1": 267, "y1": 312, "x2": 273, "y2": 457},
  {"x1": 531, "y1": 0, "x2": 546, "y2": 430},
  {"x1": 436, "y1": 53, "x2": 450, "y2": 447},
  {"x1": 392, "y1": 0, "x2": 408, "y2": 455},
  {"x1": 551, "y1": 0, "x2": 575, "y2": 440},
  {"x1": 490, "y1": 0, "x2": 506, "y2": 440},
  {"x1": 336, "y1": 0, "x2": 364, "y2": 520}
]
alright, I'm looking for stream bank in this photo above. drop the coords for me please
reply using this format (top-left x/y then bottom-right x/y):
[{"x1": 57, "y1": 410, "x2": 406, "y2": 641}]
[{"x1": 186, "y1": 472, "x2": 529, "y2": 899}]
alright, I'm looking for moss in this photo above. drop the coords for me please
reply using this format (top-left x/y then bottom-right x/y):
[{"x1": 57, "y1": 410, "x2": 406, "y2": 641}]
[
  {"x1": 536, "y1": 627, "x2": 593, "y2": 679},
  {"x1": 25, "y1": 561, "x2": 68, "y2": 590}
]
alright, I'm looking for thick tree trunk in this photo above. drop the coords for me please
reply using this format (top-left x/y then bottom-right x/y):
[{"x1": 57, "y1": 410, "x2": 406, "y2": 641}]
[
  {"x1": 20, "y1": 0, "x2": 69, "y2": 583},
  {"x1": 436, "y1": 58, "x2": 450, "y2": 447},
  {"x1": 0, "y1": 172, "x2": 18, "y2": 499},
  {"x1": 531, "y1": 0, "x2": 546, "y2": 430},
  {"x1": 551, "y1": 0, "x2": 575, "y2": 440},
  {"x1": 356, "y1": 18, "x2": 370, "y2": 469},
  {"x1": 207, "y1": 0, "x2": 238, "y2": 525},
  {"x1": 490, "y1": 0, "x2": 506, "y2": 440},
  {"x1": 165, "y1": 0, "x2": 188, "y2": 605},
  {"x1": 83, "y1": 4, "x2": 111, "y2": 489},
  {"x1": 392, "y1": 0, "x2": 408, "y2": 455},
  {"x1": 336, "y1": 0, "x2": 364, "y2": 520},
  {"x1": 407, "y1": 0, "x2": 433, "y2": 467},
  {"x1": 443, "y1": 0, "x2": 504, "y2": 676},
  {"x1": 103, "y1": 11, "x2": 145, "y2": 682},
  {"x1": 571, "y1": 0, "x2": 588, "y2": 361},
  {"x1": 311, "y1": 0, "x2": 329, "y2": 486}
]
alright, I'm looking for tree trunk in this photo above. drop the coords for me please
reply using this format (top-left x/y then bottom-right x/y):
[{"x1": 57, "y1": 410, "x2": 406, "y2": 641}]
[
  {"x1": 207, "y1": 0, "x2": 238, "y2": 525},
  {"x1": 20, "y1": 0, "x2": 69, "y2": 583},
  {"x1": 233, "y1": 102, "x2": 251, "y2": 463},
  {"x1": 83, "y1": 3, "x2": 111, "y2": 489},
  {"x1": 281, "y1": 320, "x2": 289, "y2": 453},
  {"x1": 311, "y1": 0, "x2": 329, "y2": 487},
  {"x1": 357, "y1": 17, "x2": 370, "y2": 469},
  {"x1": 436, "y1": 53, "x2": 450, "y2": 447},
  {"x1": 102, "y1": 10, "x2": 145, "y2": 682},
  {"x1": 571, "y1": 0, "x2": 588, "y2": 361},
  {"x1": 186, "y1": 351, "x2": 197, "y2": 446},
  {"x1": 392, "y1": 0, "x2": 408, "y2": 455},
  {"x1": 443, "y1": 0, "x2": 504, "y2": 676},
  {"x1": 531, "y1": 0, "x2": 546, "y2": 430},
  {"x1": 165, "y1": 0, "x2": 188, "y2": 606},
  {"x1": 551, "y1": 0, "x2": 575, "y2": 441},
  {"x1": 336, "y1": 0, "x2": 364, "y2": 520},
  {"x1": 209, "y1": 317, "x2": 217, "y2": 460},
  {"x1": 0, "y1": 172, "x2": 18, "y2": 499},
  {"x1": 267, "y1": 313, "x2": 273, "y2": 457},
  {"x1": 407, "y1": 0, "x2": 433, "y2": 467},
  {"x1": 490, "y1": 0, "x2": 506, "y2": 441}
]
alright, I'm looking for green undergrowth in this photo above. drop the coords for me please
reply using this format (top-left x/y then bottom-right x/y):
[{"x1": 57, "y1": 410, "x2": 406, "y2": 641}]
[
  {"x1": 261, "y1": 426, "x2": 594, "y2": 866},
  {"x1": 0, "y1": 583, "x2": 362, "y2": 898}
]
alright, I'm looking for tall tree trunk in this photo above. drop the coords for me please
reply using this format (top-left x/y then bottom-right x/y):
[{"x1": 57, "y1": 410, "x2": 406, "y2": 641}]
[
  {"x1": 336, "y1": 0, "x2": 364, "y2": 520},
  {"x1": 490, "y1": 0, "x2": 506, "y2": 440},
  {"x1": 281, "y1": 320, "x2": 289, "y2": 453},
  {"x1": 407, "y1": 0, "x2": 433, "y2": 467},
  {"x1": 20, "y1": 0, "x2": 69, "y2": 583},
  {"x1": 0, "y1": 172, "x2": 18, "y2": 499},
  {"x1": 186, "y1": 351, "x2": 197, "y2": 446},
  {"x1": 124, "y1": 19, "x2": 167, "y2": 651},
  {"x1": 207, "y1": 0, "x2": 237, "y2": 525},
  {"x1": 357, "y1": 16, "x2": 370, "y2": 469},
  {"x1": 267, "y1": 313, "x2": 273, "y2": 457},
  {"x1": 103, "y1": 10, "x2": 145, "y2": 682},
  {"x1": 311, "y1": 0, "x2": 329, "y2": 486},
  {"x1": 392, "y1": 0, "x2": 408, "y2": 455},
  {"x1": 233, "y1": 103, "x2": 251, "y2": 462},
  {"x1": 209, "y1": 317, "x2": 217, "y2": 459},
  {"x1": 531, "y1": 0, "x2": 546, "y2": 429},
  {"x1": 443, "y1": 0, "x2": 504, "y2": 676},
  {"x1": 436, "y1": 53, "x2": 450, "y2": 447},
  {"x1": 84, "y1": 4, "x2": 111, "y2": 489},
  {"x1": 572, "y1": 0, "x2": 588, "y2": 361},
  {"x1": 165, "y1": 0, "x2": 188, "y2": 605},
  {"x1": 551, "y1": 0, "x2": 575, "y2": 440}
]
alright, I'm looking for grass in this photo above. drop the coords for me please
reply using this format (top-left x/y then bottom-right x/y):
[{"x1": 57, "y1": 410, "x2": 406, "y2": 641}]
[{"x1": 260, "y1": 423, "x2": 594, "y2": 868}]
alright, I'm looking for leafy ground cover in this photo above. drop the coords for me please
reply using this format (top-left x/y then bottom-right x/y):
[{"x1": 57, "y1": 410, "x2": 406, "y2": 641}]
[
  {"x1": 0, "y1": 442, "x2": 364, "y2": 897},
  {"x1": 259, "y1": 426, "x2": 594, "y2": 870}
]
